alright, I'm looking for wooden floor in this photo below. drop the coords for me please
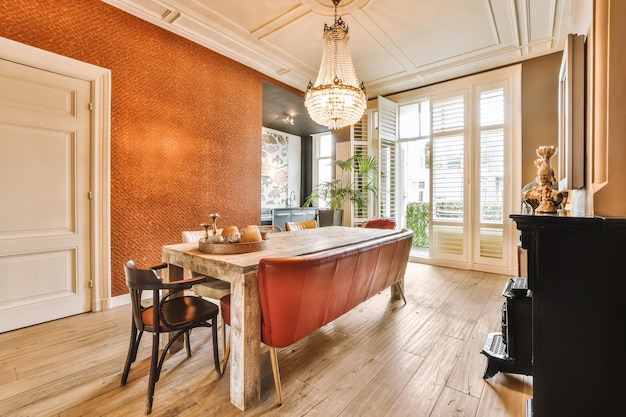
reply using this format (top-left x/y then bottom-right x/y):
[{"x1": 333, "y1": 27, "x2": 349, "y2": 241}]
[{"x1": 0, "y1": 263, "x2": 532, "y2": 417}]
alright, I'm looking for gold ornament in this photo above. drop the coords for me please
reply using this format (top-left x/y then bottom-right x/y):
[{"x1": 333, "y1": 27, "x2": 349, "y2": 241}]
[{"x1": 522, "y1": 146, "x2": 563, "y2": 214}]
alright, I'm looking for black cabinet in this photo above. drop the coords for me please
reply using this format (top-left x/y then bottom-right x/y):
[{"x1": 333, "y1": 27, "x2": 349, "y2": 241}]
[{"x1": 511, "y1": 215, "x2": 626, "y2": 417}]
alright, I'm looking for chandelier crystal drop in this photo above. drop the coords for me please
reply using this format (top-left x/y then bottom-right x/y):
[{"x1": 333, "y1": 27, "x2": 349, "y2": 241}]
[{"x1": 305, "y1": 0, "x2": 367, "y2": 130}]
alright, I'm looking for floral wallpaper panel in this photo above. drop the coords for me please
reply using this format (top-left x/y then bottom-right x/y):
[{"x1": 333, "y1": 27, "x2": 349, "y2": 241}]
[{"x1": 261, "y1": 131, "x2": 289, "y2": 206}]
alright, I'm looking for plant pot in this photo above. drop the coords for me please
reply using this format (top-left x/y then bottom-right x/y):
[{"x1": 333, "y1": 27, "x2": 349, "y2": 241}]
[{"x1": 318, "y1": 209, "x2": 343, "y2": 227}]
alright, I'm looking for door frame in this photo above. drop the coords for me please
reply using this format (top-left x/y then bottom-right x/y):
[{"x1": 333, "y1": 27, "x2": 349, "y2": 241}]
[
  {"x1": 391, "y1": 66, "x2": 521, "y2": 276},
  {"x1": 0, "y1": 36, "x2": 112, "y2": 312}
]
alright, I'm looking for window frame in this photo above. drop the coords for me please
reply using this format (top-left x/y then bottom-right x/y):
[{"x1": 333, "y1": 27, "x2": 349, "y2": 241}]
[{"x1": 311, "y1": 132, "x2": 334, "y2": 208}]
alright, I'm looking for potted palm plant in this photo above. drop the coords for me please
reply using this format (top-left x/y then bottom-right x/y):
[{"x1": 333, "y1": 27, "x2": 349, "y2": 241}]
[{"x1": 304, "y1": 154, "x2": 378, "y2": 226}]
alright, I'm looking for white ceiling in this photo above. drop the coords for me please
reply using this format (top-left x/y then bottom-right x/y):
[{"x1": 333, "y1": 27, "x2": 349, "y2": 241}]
[
  {"x1": 103, "y1": 0, "x2": 573, "y2": 98},
  {"x1": 102, "y1": 0, "x2": 573, "y2": 134}
]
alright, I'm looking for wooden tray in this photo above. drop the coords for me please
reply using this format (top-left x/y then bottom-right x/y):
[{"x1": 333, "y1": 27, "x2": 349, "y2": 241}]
[{"x1": 198, "y1": 238, "x2": 269, "y2": 254}]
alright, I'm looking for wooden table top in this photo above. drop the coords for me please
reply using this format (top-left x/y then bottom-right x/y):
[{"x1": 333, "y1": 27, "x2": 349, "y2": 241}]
[{"x1": 162, "y1": 226, "x2": 400, "y2": 277}]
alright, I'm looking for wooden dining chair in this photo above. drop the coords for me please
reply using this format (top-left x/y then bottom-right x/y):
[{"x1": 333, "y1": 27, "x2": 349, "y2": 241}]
[
  {"x1": 259, "y1": 225, "x2": 283, "y2": 233},
  {"x1": 121, "y1": 260, "x2": 221, "y2": 415},
  {"x1": 284, "y1": 219, "x2": 317, "y2": 231},
  {"x1": 182, "y1": 231, "x2": 231, "y2": 301}
]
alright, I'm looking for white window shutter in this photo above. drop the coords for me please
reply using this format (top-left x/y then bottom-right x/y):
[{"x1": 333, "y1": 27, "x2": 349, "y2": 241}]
[
  {"x1": 431, "y1": 94, "x2": 466, "y2": 258},
  {"x1": 376, "y1": 96, "x2": 398, "y2": 222},
  {"x1": 348, "y1": 112, "x2": 369, "y2": 226}
]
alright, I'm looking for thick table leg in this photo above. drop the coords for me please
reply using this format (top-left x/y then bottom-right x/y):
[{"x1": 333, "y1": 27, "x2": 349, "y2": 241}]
[{"x1": 229, "y1": 270, "x2": 262, "y2": 410}]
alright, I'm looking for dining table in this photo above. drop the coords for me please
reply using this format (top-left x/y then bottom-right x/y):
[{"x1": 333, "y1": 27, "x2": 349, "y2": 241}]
[{"x1": 161, "y1": 225, "x2": 403, "y2": 411}]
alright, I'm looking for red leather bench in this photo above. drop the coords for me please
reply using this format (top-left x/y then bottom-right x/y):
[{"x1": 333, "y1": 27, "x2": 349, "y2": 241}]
[{"x1": 257, "y1": 228, "x2": 414, "y2": 403}]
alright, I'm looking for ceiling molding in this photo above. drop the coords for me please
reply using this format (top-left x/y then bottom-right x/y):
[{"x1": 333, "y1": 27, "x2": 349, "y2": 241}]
[
  {"x1": 104, "y1": 0, "x2": 573, "y2": 97},
  {"x1": 102, "y1": 0, "x2": 573, "y2": 135}
]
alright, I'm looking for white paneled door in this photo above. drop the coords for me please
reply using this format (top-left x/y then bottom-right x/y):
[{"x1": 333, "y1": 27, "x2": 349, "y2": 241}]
[{"x1": 0, "y1": 59, "x2": 92, "y2": 332}]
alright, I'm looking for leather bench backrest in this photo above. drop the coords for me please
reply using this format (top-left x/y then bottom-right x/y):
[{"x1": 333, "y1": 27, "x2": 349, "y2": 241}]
[
  {"x1": 258, "y1": 228, "x2": 413, "y2": 348},
  {"x1": 363, "y1": 218, "x2": 397, "y2": 229}
]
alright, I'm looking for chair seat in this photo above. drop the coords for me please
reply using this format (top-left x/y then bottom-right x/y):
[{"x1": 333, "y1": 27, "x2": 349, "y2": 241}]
[
  {"x1": 193, "y1": 277, "x2": 231, "y2": 300},
  {"x1": 141, "y1": 296, "x2": 219, "y2": 330}
]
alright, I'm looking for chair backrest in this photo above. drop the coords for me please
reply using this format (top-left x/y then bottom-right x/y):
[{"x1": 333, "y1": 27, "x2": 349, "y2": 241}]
[
  {"x1": 124, "y1": 260, "x2": 164, "y2": 290},
  {"x1": 182, "y1": 230, "x2": 207, "y2": 243},
  {"x1": 285, "y1": 219, "x2": 318, "y2": 231},
  {"x1": 124, "y1": 260, "x2": 164, "y2": 331},
  {"x1": 362, "y1": 218, "x2": 397, "y2": 229},
  {"x1": 259, "y1": 225, "x2": 283, "y2": 233}
]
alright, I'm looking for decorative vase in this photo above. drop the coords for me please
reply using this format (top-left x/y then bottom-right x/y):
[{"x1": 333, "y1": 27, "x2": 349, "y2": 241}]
[
  {"x1": 522, "y1": 146, "x2": 563, "y2": 214},
  {"x1": 318, "y1": 209, "x2": 344, "y2": 227}
]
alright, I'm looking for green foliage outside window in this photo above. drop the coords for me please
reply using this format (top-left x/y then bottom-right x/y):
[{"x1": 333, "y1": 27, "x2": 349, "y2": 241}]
[
  {"x1": 481, "y1": 204, "x2": 503, "y2": 222},
  {"x1": 406, "y1": 202, "x2": 429, "y2": 248},
  {"x1": 434, "y1": 201, "x2": 464, "y2": 219}
]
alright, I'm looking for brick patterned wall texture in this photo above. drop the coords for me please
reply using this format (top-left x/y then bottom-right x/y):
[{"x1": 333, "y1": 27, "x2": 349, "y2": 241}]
[{"x1": 1, "y1": 0, "x2": 271, "y2": 296}]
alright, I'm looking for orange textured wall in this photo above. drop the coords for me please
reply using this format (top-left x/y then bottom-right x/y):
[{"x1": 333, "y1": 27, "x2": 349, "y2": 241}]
[{"x1": 0, "y1": 0, "x2": 266, "y2": 296}]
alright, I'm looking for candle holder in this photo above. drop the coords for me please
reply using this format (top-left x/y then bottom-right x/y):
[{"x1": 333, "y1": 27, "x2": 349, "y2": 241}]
[
  {"x1": 209, "y1": 213, "x2": 220, "y2": 235},
  {"x1": 200, "y1": 213, "x2": 221, "y2": 240},
  {"x1": 200, "y1": 223, "x2": 212, "y2": 240}
]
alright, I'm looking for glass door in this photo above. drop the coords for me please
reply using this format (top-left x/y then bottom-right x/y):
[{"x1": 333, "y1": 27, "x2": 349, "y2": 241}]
[{"x1": 397, "y1": 67, "x2": 520, "y2": 274}]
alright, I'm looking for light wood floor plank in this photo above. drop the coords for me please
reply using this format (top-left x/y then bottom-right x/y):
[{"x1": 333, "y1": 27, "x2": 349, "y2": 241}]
[
  {"x1": 475, "y1": 373, "x2": 530, "y2": 417},
  {"x1": 430, "y1": 386, "x2": 480, "y2": 417},
  {"x1": 0, "y1": 263, "x2": 531, "y2": 417},
  {"x1": 447, "y1": 274, "x2": 511, "y2": 398},
  {"x1": 443, "y1": 271, "x2": 495, "y2": 340},
  {"x1": 338, "y1": 349, "x2": 424, "y2": 417}
]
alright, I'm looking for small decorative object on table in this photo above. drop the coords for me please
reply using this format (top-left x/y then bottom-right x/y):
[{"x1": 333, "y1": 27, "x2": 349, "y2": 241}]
[
  {"x1": 200, "y1": 222, "x2": 212, "y2": 240},
  {"x1": 200, "y1": 213, "x2": 224, "y2": 243},
  {"x1": 198, "y1": 222, "x2": 269, "y2": 254},
  {"x1": 522, "y1": 146, "x2": 564, "y2": 214},
  {"x1": 209, "y1": 213, "x2": 220, "y2": 235},
  {"x1": 221, "y1": 225, "x2": 241, "y2": 243},
  {"x1": 240, "y1": 225, "x2": 262, "y2": 242}
]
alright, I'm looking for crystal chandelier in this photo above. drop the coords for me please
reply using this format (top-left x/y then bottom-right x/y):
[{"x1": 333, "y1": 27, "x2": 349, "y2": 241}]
[{"x1": 305, "y1": 0, "x2": 367, "y2": 130}]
